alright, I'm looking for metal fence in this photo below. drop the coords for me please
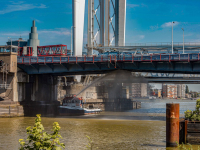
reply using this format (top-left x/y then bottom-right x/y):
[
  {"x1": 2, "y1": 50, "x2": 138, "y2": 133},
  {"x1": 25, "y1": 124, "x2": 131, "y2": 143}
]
[
  {"x1": 17, "y1": 53, "x2": 200, "y2": 64},
  {"x1": 109, "y1": 42, "x2": 200, "y2": 47}
]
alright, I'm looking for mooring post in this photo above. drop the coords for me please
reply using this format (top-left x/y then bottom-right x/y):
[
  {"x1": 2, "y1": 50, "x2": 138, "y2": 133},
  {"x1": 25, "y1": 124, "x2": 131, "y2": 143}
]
[
  {"x1": 9, "y1": 106, "x2": 11, "y2": 116},
  {"x1": 166, "y1": 103, "x2": 180, "y2": 147},
  {"x1": 184, "y1": 120, "x2": 188, "y2": 144}
]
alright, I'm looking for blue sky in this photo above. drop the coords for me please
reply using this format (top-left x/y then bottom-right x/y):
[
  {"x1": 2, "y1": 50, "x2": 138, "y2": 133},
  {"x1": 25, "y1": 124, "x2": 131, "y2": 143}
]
[
  {"x1": 1, "y1": 0, "x2": 200, "y2": 47},
  {"x1": 1, "y1": 0, "x2": 200, "y2": 91}
]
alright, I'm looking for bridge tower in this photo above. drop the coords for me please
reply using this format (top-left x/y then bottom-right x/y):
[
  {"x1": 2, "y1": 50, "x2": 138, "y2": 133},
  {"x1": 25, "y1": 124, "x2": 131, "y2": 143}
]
[
  {"x1": 72, "y1": 0, "x2": 85, "y2": 56},
  {"x1": 87, "y1": 0, "x2": 126, "y2": 55},
  {"x1": 115, "y1": 0, "x2": 126, "y2": 46}
]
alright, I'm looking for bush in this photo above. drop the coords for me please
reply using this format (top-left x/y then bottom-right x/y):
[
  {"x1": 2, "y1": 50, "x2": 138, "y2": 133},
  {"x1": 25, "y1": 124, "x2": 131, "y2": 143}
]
[
  {"x1": 184, "y1": 99, "x2": 200, "y2": 121},
  {"x1": 184, "y1": 110, "x2": 192, "y2": 120},
  {"x1": 19, "y1": 114, "x2": 65, "y2": 150}
]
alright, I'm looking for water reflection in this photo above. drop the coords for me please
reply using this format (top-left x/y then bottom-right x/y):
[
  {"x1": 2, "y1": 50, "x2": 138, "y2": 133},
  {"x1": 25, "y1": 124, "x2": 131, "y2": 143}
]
[
  {"x1": 130, "y1": 99, "x2": 196, "y2": 114},
  {"x1": 0, "y1": 99, "x2": 197, "y2": 149}
]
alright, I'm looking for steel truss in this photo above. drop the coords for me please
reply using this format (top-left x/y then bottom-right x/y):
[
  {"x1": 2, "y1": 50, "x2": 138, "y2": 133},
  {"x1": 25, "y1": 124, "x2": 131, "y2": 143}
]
[{"x1": 87, "y1": 0, "x2": 121, "y2": 54}]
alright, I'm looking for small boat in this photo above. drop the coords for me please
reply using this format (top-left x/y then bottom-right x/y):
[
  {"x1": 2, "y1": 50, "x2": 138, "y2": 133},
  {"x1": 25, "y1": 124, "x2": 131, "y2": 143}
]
[
  {"x1": 59, "y1": 96, "x2": 101, "y2": 116},
  {"x1": 149, "y1": 96, "x2": 156, "y2": 100}
]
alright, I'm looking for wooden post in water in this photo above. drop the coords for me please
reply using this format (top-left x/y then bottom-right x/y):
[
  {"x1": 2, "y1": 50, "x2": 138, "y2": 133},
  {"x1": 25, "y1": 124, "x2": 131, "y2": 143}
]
[{"x1": 166, "y1": 103, "x2": 180, "y2": 147}]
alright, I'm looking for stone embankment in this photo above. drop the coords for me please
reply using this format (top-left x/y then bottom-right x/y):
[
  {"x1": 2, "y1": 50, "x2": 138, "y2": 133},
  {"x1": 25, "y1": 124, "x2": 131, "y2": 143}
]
[{"x1": 0, "y1": 93, "x2": 24, "y2": 117}]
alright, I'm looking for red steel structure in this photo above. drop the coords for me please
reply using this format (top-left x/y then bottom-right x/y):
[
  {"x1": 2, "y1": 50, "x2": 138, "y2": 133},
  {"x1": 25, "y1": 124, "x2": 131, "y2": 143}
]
[
  {"x1": 18, "y1": 47, "x2": 33, "y2": 56},
  {"x1": 37, "y1": 44, "x2": 67, "y2": 57},
  {"x1": 18, "y1": 44, "x2": 67, "y2": 57}
]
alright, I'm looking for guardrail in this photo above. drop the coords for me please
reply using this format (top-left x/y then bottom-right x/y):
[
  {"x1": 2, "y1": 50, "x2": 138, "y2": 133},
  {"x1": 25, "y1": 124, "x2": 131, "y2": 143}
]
[
  {"x1": 109, "y1": 42, "x2": 200, "y2": 47},
  {"x1": 17, "y1": 53, "x2": 200, "y2": 65}
]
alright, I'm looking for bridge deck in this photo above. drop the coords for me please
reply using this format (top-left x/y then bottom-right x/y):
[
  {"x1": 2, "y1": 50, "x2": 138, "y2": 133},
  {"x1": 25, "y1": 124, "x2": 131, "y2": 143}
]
[{"x1": 17, "y1": 53, "x2": 200, "y2": 75}]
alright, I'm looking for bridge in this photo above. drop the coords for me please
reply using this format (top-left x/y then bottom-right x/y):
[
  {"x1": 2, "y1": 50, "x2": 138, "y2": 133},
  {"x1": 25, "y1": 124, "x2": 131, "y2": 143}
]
[
  {"x1": 17, "y1": 53, "x2": 200, "y2": 75},
  {"x1": 146, "y1": 77, "x2": 200, "y2": 84},
  {"x1": 98, "y1": 42, "x2": 200, "y2": 53}
]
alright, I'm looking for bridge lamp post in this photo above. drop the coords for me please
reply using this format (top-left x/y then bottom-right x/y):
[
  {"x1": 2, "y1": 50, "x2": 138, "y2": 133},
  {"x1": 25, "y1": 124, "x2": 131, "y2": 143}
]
[
  {"x1": 71, "y1": 26, "x2": 74, "y2": 56},
  {"x1": 172, "y1": 21, "x2": 175, "y2": 54},
  {"x1": 182, "y1": 28, "x2": 184, "y2": 54}
]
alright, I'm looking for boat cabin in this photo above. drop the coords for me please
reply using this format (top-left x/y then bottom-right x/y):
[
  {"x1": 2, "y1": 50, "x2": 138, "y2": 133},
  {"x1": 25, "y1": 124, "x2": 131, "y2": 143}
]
[{"x1": 62, "y1": 97, "x2": 83, "y2": 108}]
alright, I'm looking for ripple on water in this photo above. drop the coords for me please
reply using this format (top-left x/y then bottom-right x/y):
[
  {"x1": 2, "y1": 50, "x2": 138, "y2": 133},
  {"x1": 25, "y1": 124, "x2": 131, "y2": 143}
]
[
  {"x1": 0, "y1": 99, "x2": 196, "y2": 149},
  {"x1": 0, "y1": 117, "x2": 167, "y2": 150}
]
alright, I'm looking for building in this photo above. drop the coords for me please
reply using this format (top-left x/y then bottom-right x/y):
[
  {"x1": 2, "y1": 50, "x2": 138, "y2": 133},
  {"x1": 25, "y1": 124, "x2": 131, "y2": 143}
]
[
  {"x1": 149, "y1": 88, "x2": 162, "y2": 98},
  {"x1": 158, "y1": 89, "x2": 161, "y2": 98},
  {"x1": 7, "y1": 38, "x2": 27, "y2": 48},
  {"x1": 162, "y1": 84, "x2": 177, "y2": 98},
  {"x1": 141, "y1": 83, "x2": 147, "y2": 97},
  {"x1": 185, "y1": 93, "x2": 191, "y2": 98},
  {"x1": 177, "y1": 84, "x2": 186, "y2": 98},
  {"x1": 131, "y1": 83, "x2": 148, "y2": 98}
]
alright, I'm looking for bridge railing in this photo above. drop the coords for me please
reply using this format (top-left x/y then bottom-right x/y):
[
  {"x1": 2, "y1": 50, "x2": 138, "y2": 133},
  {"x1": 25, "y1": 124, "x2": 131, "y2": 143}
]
[
  {"x1": 17, "y1": 53, "x2": 200, "y2": 64},
  {"x1": 109, "y1": 42, "x2": 200, "y2": 47}
]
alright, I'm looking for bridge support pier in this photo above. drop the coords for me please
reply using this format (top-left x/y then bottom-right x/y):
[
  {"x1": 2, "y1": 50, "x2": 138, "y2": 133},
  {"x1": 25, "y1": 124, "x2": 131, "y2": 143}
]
[
  {"x1": 101, "y1": 71, "x2": 133, "y2": 111},
  {"x1": 18, "y1": 73, "x2": 59, "y2": 116},
  {"x1": 18, "y1": 73, "x2": 58, "y2": 102},
  {"x1": 31, "y1": 75, "x2": 58, "y2": 102}
]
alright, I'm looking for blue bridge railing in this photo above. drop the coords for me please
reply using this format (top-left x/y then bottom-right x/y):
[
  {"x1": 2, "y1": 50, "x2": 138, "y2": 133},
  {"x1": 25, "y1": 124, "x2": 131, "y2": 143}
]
[{"x1": 17, "y1": 53, "x2": 200, "y2": 64}]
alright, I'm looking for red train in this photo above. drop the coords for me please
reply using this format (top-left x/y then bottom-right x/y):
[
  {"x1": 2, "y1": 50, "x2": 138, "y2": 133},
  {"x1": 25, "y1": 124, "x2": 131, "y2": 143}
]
[{"x1": 18, "y1": 44, "x2": 67, "y2": 57}]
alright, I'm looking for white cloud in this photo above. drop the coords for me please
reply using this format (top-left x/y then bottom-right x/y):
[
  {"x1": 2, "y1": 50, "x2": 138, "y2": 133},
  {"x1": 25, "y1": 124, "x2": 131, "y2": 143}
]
[
  {"x1": 35, "y1": 19, "x2": 42, "y2": 23},
  {"x1": 0, "y1": 31, "x2": 29, "y2": 45},
  {"x1": 2, "y1": 31, "x2": 29, "y2": 37},
  {"x1": 150, "y1": 24, "x2": 159, "y2": 30},
  {"x1": 0, "y1": 1, "x2": 47, "y2": 14},
  {"x1": 0, "y1": 28, "x2": 71, "y2": 41},
  {"x1": 161, "y1": 21, "x2": 180, "y2": 28},
  {"x1": 38, "y1": 28, "x2": 71, "y2": 36},
  {"x1": 185, "y1": 33, "x2": 193, "y2": 37},
  {"x1": 139, "y1": 35, "x2": 145, "y2": 40},
  {"x1": 127, "y1": 35, "x2": 145, "y2": 43},
  {"x1": 127, "y1": 4, "x2": 140, "y2": 8}
]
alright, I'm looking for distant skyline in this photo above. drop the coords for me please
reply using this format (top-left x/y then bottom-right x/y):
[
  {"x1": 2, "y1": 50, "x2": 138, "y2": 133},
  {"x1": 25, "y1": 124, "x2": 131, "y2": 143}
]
[{"x1": 150, "y1": 84, "x2": 199, "y2": 92}]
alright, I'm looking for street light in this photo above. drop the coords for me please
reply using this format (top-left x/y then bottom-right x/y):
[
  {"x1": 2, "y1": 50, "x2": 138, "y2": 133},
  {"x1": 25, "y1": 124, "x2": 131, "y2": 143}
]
[
  {"x1": 182, "y1": 28, "x2": 184, "y2": 54},
  {"x1": 172, "y1": 21, "x2": 175, "y2": 54},
  {"x1": 71, "y1": 26, "x2": 74, "y2": 56}
]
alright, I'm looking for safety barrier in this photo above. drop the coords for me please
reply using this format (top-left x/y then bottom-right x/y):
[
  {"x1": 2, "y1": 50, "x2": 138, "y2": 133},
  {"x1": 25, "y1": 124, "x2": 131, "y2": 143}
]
[
  {"x1": 109, "y1": 42, "x2": 200, "y2": 47},
  {"x1": 17, "y1": 53, "x2": 200, "y2": 64}
]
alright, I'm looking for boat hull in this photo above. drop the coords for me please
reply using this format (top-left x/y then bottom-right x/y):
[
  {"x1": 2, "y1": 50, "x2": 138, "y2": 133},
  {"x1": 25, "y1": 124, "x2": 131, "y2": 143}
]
[{"x1": 59, "y1": 106, "x2": 101, "y2": 116}]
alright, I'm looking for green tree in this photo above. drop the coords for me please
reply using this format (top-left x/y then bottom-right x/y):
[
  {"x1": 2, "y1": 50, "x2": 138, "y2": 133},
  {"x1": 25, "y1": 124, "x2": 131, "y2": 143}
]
[
  {"x1": 19, "y1": 114, "x2": 65, "y2": 150},
  {"x1": 195, "y1": 93, "x2": 198, "y2": 98},
  {"x1": 185, "y1": 85, "x2": 189, "y2": 94}
]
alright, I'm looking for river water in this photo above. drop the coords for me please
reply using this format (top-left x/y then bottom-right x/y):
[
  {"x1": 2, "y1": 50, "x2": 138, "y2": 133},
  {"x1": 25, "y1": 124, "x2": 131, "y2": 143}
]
[{"x1": 0, "y1": 99, "x2": 198, "y2": 150}]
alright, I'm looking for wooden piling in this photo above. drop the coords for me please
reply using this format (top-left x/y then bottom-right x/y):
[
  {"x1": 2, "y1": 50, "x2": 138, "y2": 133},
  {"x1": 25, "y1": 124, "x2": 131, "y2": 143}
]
[{"x1": 166, "y1": 103, "x2": 180, "y2": 147}]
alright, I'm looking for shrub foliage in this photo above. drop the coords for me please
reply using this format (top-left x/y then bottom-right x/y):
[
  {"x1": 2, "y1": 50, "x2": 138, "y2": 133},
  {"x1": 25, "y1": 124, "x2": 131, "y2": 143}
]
[
  {"x1": 19, "y1": 114, "x2": 65, "y2": 150},
  {"x1": 185, "y1": 99, "x2": 200, "y2": 121}
]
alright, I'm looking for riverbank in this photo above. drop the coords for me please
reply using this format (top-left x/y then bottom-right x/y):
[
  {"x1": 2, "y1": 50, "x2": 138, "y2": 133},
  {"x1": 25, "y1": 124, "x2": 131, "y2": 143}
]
[{"x1": 0, "y1": 103, "x2": 24, "y2": 117}]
